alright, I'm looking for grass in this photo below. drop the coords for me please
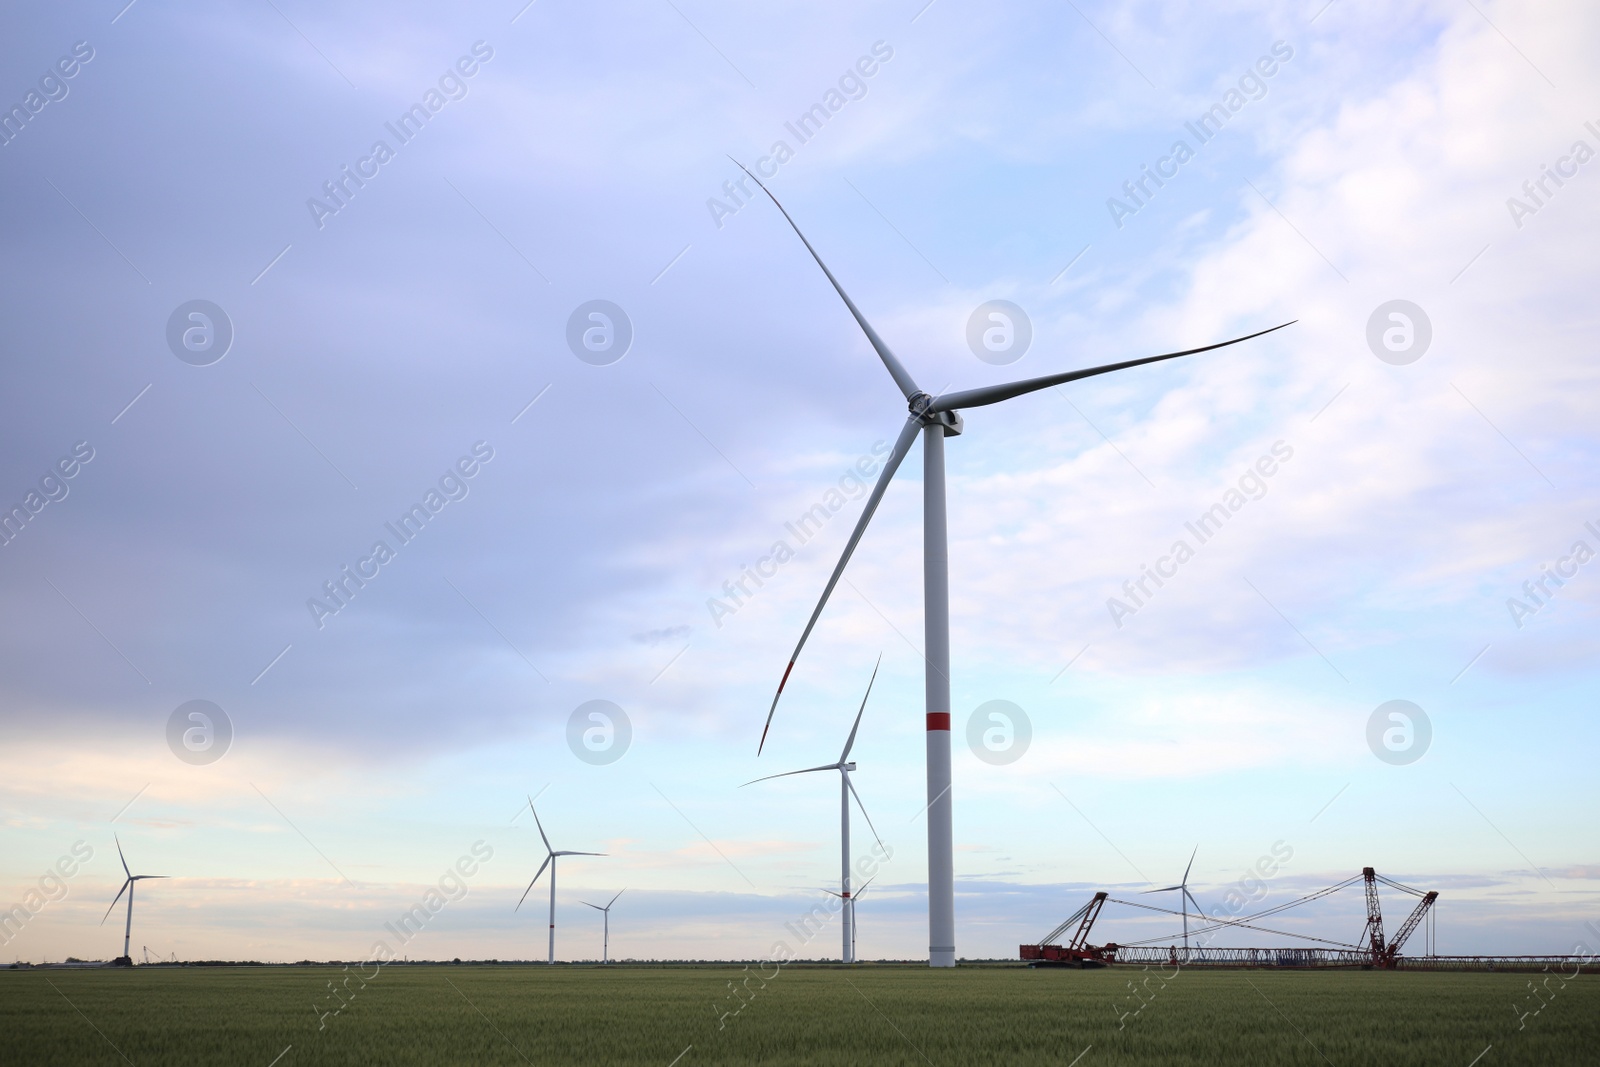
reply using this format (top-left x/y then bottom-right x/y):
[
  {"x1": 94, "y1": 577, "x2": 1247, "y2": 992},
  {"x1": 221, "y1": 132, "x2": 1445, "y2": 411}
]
[{"x1": 3, "y1": 963, "x2": 1595, "y2": 1066}]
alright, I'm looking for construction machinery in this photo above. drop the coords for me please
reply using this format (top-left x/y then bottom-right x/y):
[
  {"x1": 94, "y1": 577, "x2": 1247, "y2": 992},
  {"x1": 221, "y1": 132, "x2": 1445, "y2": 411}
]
[
  {"x1": 1020, "y1": 866, "x2": 1548, "y2": 972},
  {"x1": 1360, "y1": 866, "x2": 1438, "y2": 968},
  {"x1": 1019, "y1": 891, "x2": 1116, "y2": 966}
]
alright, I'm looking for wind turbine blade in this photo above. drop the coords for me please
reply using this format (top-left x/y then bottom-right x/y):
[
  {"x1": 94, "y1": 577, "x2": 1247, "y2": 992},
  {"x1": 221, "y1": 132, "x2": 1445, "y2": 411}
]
[
  {"x1": 515, "y1": 855, "x2": 552, "y2": 911},
  {"x1": 528, "y1": 798, "x2": 552, "y2": 854},
  {"x1": 557, "y1": 851, "x2": 607, "y2": 857},
  {"x1": 608, "y1": 889, "x2": 626, "y2": 908},
  {"x1": 1184, "y1": 887, "x2": 1207, "y2": 918},
  {"x1": 730, "y1": 158, "x2": 920, "y2": 401},
  {"x1": 741, "y1": 763, "x2": 840, "y2": 787},
  {"x1": 132, "y1": 876, "x2": 170, "y2": 881},
  {"x1": 581, "y1": 902, "x2": 604, "y2": 911},
  {"x1": 115, "y1": 834, "x2": 131, "y2": 880},
  {"x1": 1182, "y1": 846, "x2": 1197, "y2": 886},
  {"x1": 758, "y1": 416, "x2": 921, "y2": 754},
  {"x1": 855, "y1": 875, "x2": 876, "y2": 899},
  {"x1": 839, "y1": 653, "x2": 883, "y2": 763},
  {"x1": 929, "y1": 322, "x2": 1295, "y2": 413},
  {"x1": 1142, "y1": 885, "x2": 1183, "y2": 894},
  {"x1": 101, "y1": 879, "x2": 131, "y2": 924},
  {"x1": 844, "y1": 775, "x2": 884, "y2": 852}
]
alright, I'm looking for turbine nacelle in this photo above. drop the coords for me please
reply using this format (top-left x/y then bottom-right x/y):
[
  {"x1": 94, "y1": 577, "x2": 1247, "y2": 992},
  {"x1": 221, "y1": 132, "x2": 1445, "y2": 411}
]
[{"x1": 909, "y1": 392, "x2": 964, "y2": 435}]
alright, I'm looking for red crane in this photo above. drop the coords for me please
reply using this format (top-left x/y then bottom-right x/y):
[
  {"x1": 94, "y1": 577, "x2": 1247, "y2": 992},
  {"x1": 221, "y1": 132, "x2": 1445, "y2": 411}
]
[
  {"x1": 1361, "y1": 867, "x2": 1387, "y2": 964},
  {"x1": 1384, "y1": 891, "x2": 1437, "y2": 968},
  {"x1": 1362, "y1": 867, "x2": 1439, "y2": 968},
  {"x1": 1020, "y1": 891, "x2": 1113, "y2": 965}
]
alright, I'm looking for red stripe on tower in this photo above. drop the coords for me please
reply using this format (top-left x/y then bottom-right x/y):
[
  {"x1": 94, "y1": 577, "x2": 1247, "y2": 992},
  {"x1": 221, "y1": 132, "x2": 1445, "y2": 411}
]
[{"x1": 926, "y1": 712, "x2": 951, "y2": 731}]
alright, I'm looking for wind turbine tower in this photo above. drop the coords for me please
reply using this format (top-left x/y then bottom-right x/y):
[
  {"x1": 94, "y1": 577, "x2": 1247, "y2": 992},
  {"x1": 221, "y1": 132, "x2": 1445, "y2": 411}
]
[
  {"x1": 516, "y1": 800, "x2": 605, "y2": 964},
  {"x1": 1144, "y1": 846, "x2": 1206, "y2": 955},
  {"x1": 581, "y1": 889, "x2": 625, "y2": 964},
  {"x1": 738, "y1": 159, "x2": 1292, "y2": 967},
  {"x1": 101, "y1": 836, "x2": 168, "y2": 967},
  {"x1": 747, "y1": 656, "x2": 884, "y2": 963}
]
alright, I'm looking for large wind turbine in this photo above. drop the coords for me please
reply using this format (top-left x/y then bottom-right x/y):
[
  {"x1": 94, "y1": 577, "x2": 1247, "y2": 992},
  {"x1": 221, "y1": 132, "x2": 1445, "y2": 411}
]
[
  {"x1": 101, "y1": 836, "x2": 167, "y2": 966},
  {"x1": 581, "y1": 889, "x2": 625, "y2": 964},
  {"x1": 1144, "y1": 846, "x2": 1206, "y2": 955},
  {"x1": 738, "y1": 160, "x2": 1293, "y2": 968},
  {"x1": 515, "y1": 800, "x2": 604, "y2": 965},
  {"x1": 745, "y1": 657, "x2": 885, "y2": 963}
]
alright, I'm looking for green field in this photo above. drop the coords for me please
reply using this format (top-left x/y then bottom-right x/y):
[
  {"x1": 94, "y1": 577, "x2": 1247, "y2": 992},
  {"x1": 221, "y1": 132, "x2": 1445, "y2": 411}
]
[{"x1": 3, "y1": 964, "x2": 1594, "y2": 1066}]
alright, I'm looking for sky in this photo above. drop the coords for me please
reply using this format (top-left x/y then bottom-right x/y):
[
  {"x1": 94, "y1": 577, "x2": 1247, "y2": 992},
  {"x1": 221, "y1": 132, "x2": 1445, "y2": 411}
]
[{"x1": 1, "y1": 0, "x2": 1596, "y2": 966}]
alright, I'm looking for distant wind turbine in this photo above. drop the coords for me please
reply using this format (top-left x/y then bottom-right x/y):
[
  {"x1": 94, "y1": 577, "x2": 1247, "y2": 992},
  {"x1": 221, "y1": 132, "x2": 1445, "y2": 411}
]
[
  {"x1": 736, "y1": 157, "x2": 1294, "y2": 966},
  {"x1": 101, "y1": 835, "x2": 167, "y2": 966},
  {"x1": 825, "y1": 875, "x2": 875, "y2": 962},
  {"x1": 745, "y1": 656, "x2": 884, "y2": 963},
  {"x1": 515, "y1": 800, "x2": 605, "y2": 964},
  {"x1": 581, "y1": 889, "x2": 625, "y2": 964},
  {"x1": 1144, "y1": 846, "x2": 1206, "y2": 955}
]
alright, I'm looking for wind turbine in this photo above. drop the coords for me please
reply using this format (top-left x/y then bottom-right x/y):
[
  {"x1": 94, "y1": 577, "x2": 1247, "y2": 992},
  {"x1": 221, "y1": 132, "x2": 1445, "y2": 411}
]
[
  {"x1": 736, "y1": 159, "x2": 1293, "y2": 968},
  {"x1": 101, "y1": 835, "x2": 167, "y2": 966},
  {"x1": 515, "y1": 800, "x2": 605, "y2": 965},
  {"x1": 1144, "y1": 846, "x2": 1206, "y2": 955},
  {"x1": 581, "y1": 889, "x2": 625, "y2": 964},
  {"x1": 824, "y1": 875, "x2": 875, "y2": 962},
  {"x1": 745, "y1": 656, "x2": 885, "y2": 963}
]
